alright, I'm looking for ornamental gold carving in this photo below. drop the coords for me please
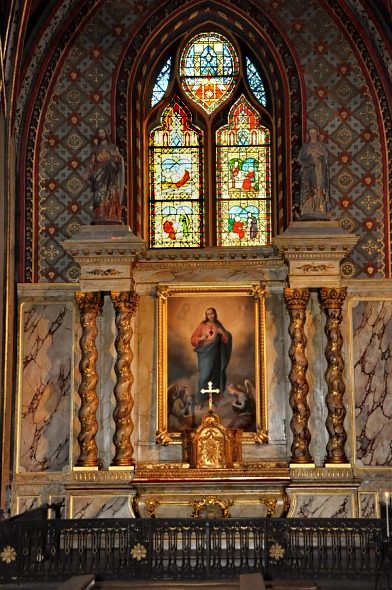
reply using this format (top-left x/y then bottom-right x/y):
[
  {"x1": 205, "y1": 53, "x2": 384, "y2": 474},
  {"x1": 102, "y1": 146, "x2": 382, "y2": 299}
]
[
  {"x1": 319, "y1": 287, "x2": 347, "y2": 309},
  {"x1": 134, "y1": 462, "x2": 290, "y2": 480},
  {"x1": 283, "y1": 288, "x2": 310, "y2": 311},
  {"x1": 199, "y1": 429, "x2": 225, "y2": 467},
  {"x1": 284, "y1": 288, "x2": 312, "y2": 464},
  {"x1": 260, "y1": 496, "x2": 277, "y2": 517},
  {"x1": 319, "y1": 287, "x2": 349, "y2": 464},
  {"x1": 156, "y1": 429, "x2": 173, "y2": 445},
  {"x1": 145, "y1": 497, "x2": 161, "y2": 518},
  {"x1": 75, "y1": 291, "x2": 104, "y2": 467},
  {"x1": 110, "y1": 291, "x2": 139, "y2": 466},
  {"x1": 255, "y1": 428, "x2": 268, "y2": 444},
  {"x1": 183, "y1": 412, "x2": 243, "y2": 469},
  {"x1": 191, "y1": 496, "x2": 233, "y2": 518}
]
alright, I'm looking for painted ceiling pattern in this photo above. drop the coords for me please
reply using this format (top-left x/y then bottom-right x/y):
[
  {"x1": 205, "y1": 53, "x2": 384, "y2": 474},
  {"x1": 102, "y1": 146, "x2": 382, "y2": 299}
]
[
  {"x1": 249, "y1": 0, "x2": 386, "y2": 279},
  {"x1": 36, "y1": 0, "x2": 155, "y2": 282},
  {"x1": 27, "y1": 0, "x2": 389, "y2": 281}
]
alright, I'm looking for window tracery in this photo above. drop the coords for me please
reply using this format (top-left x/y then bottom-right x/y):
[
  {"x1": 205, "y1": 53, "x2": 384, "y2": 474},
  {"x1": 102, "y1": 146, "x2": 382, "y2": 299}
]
[{"x1": 148, "y1": 31, "x2": 271, "y2": 249}]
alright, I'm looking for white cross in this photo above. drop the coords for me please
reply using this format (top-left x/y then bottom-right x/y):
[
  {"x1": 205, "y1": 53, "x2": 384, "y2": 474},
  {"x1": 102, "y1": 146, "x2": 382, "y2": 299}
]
[{"x1": 200, "y1": 381, "x2": 220, "y2": 412}]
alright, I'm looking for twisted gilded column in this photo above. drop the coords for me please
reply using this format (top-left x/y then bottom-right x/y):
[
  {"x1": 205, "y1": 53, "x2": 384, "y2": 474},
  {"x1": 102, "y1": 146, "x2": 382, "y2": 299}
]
[
  {"x1": 318, "y1": 287, "x2": 349, "y2": 464},
  {"x1": 75, "y1": 291, "x2": 104, "y2": 467},
  {"x1": 110, "y1": 291, "x2": 139, "y2": 466},
  {"x1": 284, "y1": 288, "x2": 313, "y2": 464}
]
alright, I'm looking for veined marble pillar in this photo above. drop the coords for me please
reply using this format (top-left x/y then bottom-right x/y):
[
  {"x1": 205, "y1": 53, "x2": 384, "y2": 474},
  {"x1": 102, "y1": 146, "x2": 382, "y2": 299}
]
[
  {"x1": 318, "y1": 287, "x2": 349, "y2": 465},
  {"x1": 284, "y1": 288, "x2": 313, "y2": 464},
  {"x1": 75, "y1": 291, "x2": 104, "y2": 467},
  {"x1": 110, "y1": 291, "x2": 139, "y2": 466}
]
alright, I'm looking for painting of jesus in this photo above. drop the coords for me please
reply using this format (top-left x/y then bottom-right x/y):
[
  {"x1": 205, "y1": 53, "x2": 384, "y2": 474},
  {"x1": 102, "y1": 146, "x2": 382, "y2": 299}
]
[{"x1": 157, "y1": 284, "x2": 267, "y2": 443}]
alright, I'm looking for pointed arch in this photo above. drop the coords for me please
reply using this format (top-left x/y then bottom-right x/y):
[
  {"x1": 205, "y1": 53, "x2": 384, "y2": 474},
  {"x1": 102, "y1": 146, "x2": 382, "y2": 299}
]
[
  {"x1": 116, "y1": 0, "x2": 304, "y2": 241},
  {"x1": 149, "y1": 96, "x2": 204, "y2": 248},
  {"x1": 216, "y1": 95, "x2": 271, "y2": 246}
]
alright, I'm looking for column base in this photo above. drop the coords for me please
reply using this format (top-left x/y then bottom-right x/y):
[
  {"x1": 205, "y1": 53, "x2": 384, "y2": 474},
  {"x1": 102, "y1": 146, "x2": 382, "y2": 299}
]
[
  {"x1": 73, "y1": 466, "x2": 99, "y2": 471},
  {"x1": 108, "y1": 465, "x2": 135, "y2": 471},
  {"x1": 290, "y1": 462, "x2": 316, "y2": 469},
  {"x1": 324, "y1": 462, "x2": 351, "y2": 468}
]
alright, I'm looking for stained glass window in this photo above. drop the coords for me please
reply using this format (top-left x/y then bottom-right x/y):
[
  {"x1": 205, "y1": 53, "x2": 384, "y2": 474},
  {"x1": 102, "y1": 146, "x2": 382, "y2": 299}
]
[
  {"x1": 151, "y1": 57, "x2": 172, "y2": 106},
  {"x1": 149, "y1": 97, "x2": 203, "y2": 248},
  {"x1": 148, "y1": 32, "x2": 273, "y2": 249},
  {"x1": 246, "y1": 57, "x2": 267, "y2": 107},
  {"x1": 216, "y1": 95, "x2": 271, "y2": 246},
  {"x1": 179, "y1": 32, "x2": 239, "y2": 113}
]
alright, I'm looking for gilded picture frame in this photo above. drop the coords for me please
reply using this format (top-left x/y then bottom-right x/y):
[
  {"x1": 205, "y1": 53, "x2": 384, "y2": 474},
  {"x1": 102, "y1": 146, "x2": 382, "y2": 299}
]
[{"x1": 156, "y1": 284, "x2": 268, "y2": 445}]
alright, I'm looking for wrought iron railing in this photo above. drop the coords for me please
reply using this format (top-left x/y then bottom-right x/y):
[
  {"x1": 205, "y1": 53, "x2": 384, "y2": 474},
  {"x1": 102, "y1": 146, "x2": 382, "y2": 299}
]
[{"x1": 0, "y1": 517, "x2": 389, "y2": 584}]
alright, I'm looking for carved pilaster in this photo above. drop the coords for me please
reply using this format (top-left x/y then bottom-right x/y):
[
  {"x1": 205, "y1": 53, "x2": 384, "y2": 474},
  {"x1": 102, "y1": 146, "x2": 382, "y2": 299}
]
[
  {"x1": 110, "y1": 291, "x2": 139, "y2": 466},
  {"x1": 283, "y1": 288, "x2": 312, "y2": 464},
  {"x1": 75, "y1": 291, "x2": 104, "y2": 467},
  {"x1": 319, "y1": 287, "x2": 349, "y2": 464}
]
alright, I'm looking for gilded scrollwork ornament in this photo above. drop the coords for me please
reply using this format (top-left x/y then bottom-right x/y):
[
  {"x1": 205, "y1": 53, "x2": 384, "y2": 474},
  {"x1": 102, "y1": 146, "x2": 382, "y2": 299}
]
[
  {"x1": 191, "y1": 496, "x2": 233, "y2": 518},
  {"x1": 255, "y1": 427, "x2": 268, "y2": 444},
  {"x1": 75, "y1": 291, "x2": 104, "y2": 467},
  {"x1": 110, "y1": 291, "x2": 139, "y2": 466},
  {"x1": 284, "y1": 288, "x2": 312, "y2": 464},
  {"x1": 319, "y1": 287, "x2": 349, "y2": 464},
  {"x1": 156, "y1": 429, "x2": 173, "y2": 445}
]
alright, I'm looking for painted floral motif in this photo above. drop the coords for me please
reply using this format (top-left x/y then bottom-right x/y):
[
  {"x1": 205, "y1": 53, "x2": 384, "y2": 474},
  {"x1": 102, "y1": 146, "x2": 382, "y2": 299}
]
[
  {"x1": 0, "y1": 546, "x2": 17, "y2": 564},
  {"x1": 130, "y1": 543, "x2": 147, "y2": 561},
  {"x1": 269, "y1": 542, "x2": 285, "y2": 560}
]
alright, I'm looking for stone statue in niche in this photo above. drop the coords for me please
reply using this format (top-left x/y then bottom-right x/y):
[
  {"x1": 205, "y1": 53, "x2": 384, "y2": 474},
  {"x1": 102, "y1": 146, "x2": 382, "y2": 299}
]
[
  {"x1": 298, "y1": 127, "x2": 330, "y2": 219},
  {"x1": 84, "y1": 128, "x2": 124, "y2": 224}
]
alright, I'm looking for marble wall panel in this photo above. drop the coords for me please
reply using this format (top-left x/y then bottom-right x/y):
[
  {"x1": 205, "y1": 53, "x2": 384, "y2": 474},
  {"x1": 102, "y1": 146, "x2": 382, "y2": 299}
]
[
  {"x1": 71, "y1": 496, "x2": 134, "y2": 518},
  {"x1": 305, "y1": 294, "x2": 329, "y2": 466},
  {"x1": 288, "y1": 490, "x2": 356, "y2": 518},
  {"x1": 18, "y1": 303, "x2": 73, "y2": 472},
  {"x1": 264, "y1": 289, "x2": 288, "y2": 447},
  {"x1": 134, "y1": 264, "x2": 286, "y2": 289},
  {"x1": 96, "y1": 296, "x2": 116, "y2": 469},
  {"x1": 17, "y1": 496, "x2": 40, "y2": 514},
  {"x1": 134, "y1": 294, "x2": 159, "y2": 456},
  {"x1": 358, "y1": 492, "x2": 378, "y2": 518},
  {"x1": 351, "y1": 300, "x2": 392, "y2": 467}
]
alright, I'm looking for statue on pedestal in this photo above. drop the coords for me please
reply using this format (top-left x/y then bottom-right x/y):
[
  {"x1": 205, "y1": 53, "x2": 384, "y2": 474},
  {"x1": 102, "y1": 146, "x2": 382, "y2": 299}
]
[
  {"x1": 85, "y1": 128, "x2": 124, "y2": 224},
  {"x1": 298, "y1": 127, "x2": 330, "y2": 219}
]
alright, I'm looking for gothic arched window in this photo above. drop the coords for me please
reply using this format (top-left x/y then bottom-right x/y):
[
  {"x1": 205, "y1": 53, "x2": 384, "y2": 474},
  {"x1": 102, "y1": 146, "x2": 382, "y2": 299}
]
[{"x1": 147, "y1": 31, "x2": 271, "y2": 249}]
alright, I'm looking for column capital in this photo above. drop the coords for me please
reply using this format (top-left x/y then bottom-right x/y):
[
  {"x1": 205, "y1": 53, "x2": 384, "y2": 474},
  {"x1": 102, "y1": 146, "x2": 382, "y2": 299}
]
[
  {"x1": 318, "y1": 287, "x2": 347, "y2": 309},
  {"x1": 75, "y1": 291, "x2": 104, "y2": 313},
  {"x1": 284, "y1": 288, "x2": 310, "y2": 310},
  {"x1": 110, "y1": 291, "x2": 139, "y2": 315}
]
